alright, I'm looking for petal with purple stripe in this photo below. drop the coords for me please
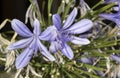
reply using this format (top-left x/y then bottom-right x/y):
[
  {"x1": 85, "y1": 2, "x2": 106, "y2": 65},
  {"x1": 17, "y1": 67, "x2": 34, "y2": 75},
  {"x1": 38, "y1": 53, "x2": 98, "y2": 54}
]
[
  {"x1": 39, "y1": 26, "x2": 57, "y2": 41},
  {"x1": 33, "y1": 19, "x2": 41, "y2": 35},
  {"x1": 63, "y1": 8, "x2": 77, "y2": 29},
  {"x1": 99, "y1": 13, "x2": 120, "y2": 28},
  {"x1": 67, "y1": 19, "x2": 93, "y2": 34},
  {"x1": 11, "y1": 19, "x2": 33, "y2": 37},
  {"x1": 52, "y1": 14, "x2": 61, "y2": 30},
  {"x1": 70, "y1": 36, "x2": 90, "y2": 45},
  {"x1": 61, "y1": 43, "x2": 74, "y2": 60},
  {"x1": 7, "y1": 38, "x2": 33, "y2": 50},
  {"x1": 37, "y1": 38, "x2": 56, "y2": 61},
  {"x1": 15, "y1": 47, "x2": 34, "y2": 69}
]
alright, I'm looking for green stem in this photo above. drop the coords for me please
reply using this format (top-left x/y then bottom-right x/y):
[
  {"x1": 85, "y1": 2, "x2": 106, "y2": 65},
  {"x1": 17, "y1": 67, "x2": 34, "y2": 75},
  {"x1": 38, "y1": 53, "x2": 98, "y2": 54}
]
[
  {"x1": 48, "y1": 0, "x2": 53, "y2": 25},
  {"x1": 91, "y1": 0, "x2": 104, "y2": 10}
]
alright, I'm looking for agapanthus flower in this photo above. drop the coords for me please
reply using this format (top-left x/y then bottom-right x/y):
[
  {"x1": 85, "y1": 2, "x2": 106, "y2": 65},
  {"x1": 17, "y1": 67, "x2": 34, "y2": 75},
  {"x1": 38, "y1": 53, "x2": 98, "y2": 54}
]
[
  {"x1": 7, "y1": 19, "x2": 55, "y2": 69},
  {"x1": 40, "y1": 8, "x2": 93, "y2": 59},
  {"x1": 99, "y1": 4, "x2": 120, "y2": 28}
]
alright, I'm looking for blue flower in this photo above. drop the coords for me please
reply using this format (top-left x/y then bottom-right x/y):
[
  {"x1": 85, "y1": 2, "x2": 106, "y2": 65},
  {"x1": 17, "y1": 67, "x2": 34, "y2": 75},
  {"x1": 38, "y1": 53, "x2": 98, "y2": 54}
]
[
  {"x1": 99, "y1": 4, "x2": 120, "y2": 28},
  {"x1": 40, "y1": 8, "x2": 93, "y2": 59},
  {"x1": 110, "y1": 54, "x2": 120, "y2": 63},
  {"x1": 7, "y1": 19, "x2": 55, "y2": 69}
]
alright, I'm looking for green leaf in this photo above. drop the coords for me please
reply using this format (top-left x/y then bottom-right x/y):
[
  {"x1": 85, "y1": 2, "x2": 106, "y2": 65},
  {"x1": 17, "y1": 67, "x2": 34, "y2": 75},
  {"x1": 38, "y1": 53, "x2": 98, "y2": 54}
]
[
  {"x1": 84, "y1": 64, "x2": 104, "y2": 71},
  {"x1": 48, "y1": 0, "x2": 53, "y2": 25},
  {"x1": 57, "y1": 1, "x2": 65, "y2": 14},
  {"x1": 63, "y1": 69, "x2": 73, "y2": 78},
  {"x1": 91, "y1": 0, "x2": 104, "y2": 10},
  {"x1": 73, "y1": 66, "x2": 100, "y2": 78},
  {"x1": 93, "y1": 3, "x2": 115, "y2": 15},
  {"x1": 62, "y1": 0, "x2": 74, "y2": 20},
  {"x1": 106, "y1": 50, "x2": 120, "y2": 53}
]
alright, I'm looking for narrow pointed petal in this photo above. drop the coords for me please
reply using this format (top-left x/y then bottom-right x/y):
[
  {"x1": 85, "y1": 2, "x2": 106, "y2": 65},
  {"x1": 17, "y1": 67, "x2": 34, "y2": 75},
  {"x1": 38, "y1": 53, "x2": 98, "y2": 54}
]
[
  {"x1": 49, "y1": 41, "x2": 62, "y2": 53},
  {"x1": 52, "y1": 14, "x2": 61, "y2": 30},
  {"x1": 15, "y1": 48, "x2": 34, "y2": 69},
  {"x1": 63, "y1": 8, "x2": 77, "y2": 29},
  {"x1": 61, "y1": 43, "x2": 74, "y2": 59},
  {"x1": 99, "y1": 13, "x2": 116, "y2": 21},
  {"x1": 104, "y1": 0, "x2": 120, "y2": 3},
  {"x1": 11, "y1": 19, "x2": 33, "y2": 37},
  {"x1": 67, "y1": 19, "x2": 93, "y2": 34},
  {"x1": 70, "y1": 36, "x2": 90, "y2": 45},
  {"x1": 39, "y1": 26, "x2": 57, "y2": 41},
  {"x1": 37, "y1": 38, "x2": 55, "y2": 61},
  {"x1": 7, "y1": 38, "x2": 33, "y2": 50},
  {"x1": 31, "y1": 39, "x2": 38, "y2": 56},
  {"x1": 15, "y1": 38, "x2": 36, "y2": 69},
  {"x1": 99, "y1": 13, "x2": 120, "y2": 28},
  {"x1": 80, "y1": 33, "x2": 91, "y2": 38},
  {"x1": 33, "y1": 19, "x2": 41, "y2": 35},
  {"x1": 110, "y1": 55, "x2": 120, "y2": 62}
]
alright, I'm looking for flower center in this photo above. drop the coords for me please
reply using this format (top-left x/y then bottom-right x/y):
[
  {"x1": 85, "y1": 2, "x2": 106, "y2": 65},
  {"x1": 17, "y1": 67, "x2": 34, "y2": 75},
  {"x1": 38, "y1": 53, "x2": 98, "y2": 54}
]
[{"x1": 58, "y1": 30, "x2": 71, "y2": 42}]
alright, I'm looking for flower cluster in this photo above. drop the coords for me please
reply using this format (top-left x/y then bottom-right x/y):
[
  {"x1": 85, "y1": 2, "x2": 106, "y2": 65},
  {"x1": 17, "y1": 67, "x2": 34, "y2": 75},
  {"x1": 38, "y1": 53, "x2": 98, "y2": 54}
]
[
  {"x1": 2, "y1": 0, "x2": 120, "y2": 78},
  {"x1": 7, "y1": 8, "x2": 93, "y2": 69}
]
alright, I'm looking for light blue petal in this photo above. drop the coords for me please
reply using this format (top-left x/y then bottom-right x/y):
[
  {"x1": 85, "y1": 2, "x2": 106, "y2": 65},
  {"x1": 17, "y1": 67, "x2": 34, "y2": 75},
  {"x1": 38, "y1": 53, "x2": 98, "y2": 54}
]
[
  {"x1": 80, "y1": 57, "x2": 93, "y2": 64},
  {"x1": 67, "y1": 19, "x2": 93, "y2": 34},
  {"x1": 39, "y1": 26, "x2": 57, "y2": 41},
  {"x1": 34, "y1": 47, "x2": 39, "y2": 56},
  {"x1": 52, "y1": 14, "x2": 61, "y2": 30},
  {"x1": 63, "y1": 8, "x2": 77, "y2": 29},
  {"x1": 33, "y1": 19, "x2": 41, "y2": 35},
  {"x1": 7, "y1": 38, "x2": 33, "y2": 50},
  {"x1": 80, "y1": 33, "x2": 91, "y2": 38},
  {"x1": 11, "y1": 19, "x2": 33, "y2": 37},
  {"x1": 110, "y1": 55, "x2": 120, "y2": 63},
  {"x1": 49, "y1": 41, "x2": 62, "y2": 53},
  {"x1": 37, "y1": 38, "x2": 56, "y2": 61},
  {"x1": 15, "y1": 38, "x2": 37, "y2": 69},
  {"x1": 99, "y1": 13, "x2": 116, "y2": 20},
  {"x1": 15, "y1": 47, "x2": 34, "y2": 69},
  {"x1": 31, "y1": 38, "x2": 38, "y2": 56},
  {"x1": 104, "y1": 0, "x2": 120, "y2": 3},
  {"x1": 49, "y1": 42, "x2": 58, "y2": 53},
  {"x1": 70, "y1": 36, "x2": 90, "y2": 45},
  {"x1": 99, "y1": 13, "x2": 120, "y2": 28},
  {"x1": 61, "y1": 43, "x2": 74, "y2": 59}
]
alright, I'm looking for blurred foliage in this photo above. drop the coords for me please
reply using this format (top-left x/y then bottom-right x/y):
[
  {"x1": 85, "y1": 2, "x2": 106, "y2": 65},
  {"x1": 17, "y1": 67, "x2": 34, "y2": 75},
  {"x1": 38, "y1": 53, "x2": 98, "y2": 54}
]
[{"x1": 1, "y1": 0, "x2": 120, "y2": 78}]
